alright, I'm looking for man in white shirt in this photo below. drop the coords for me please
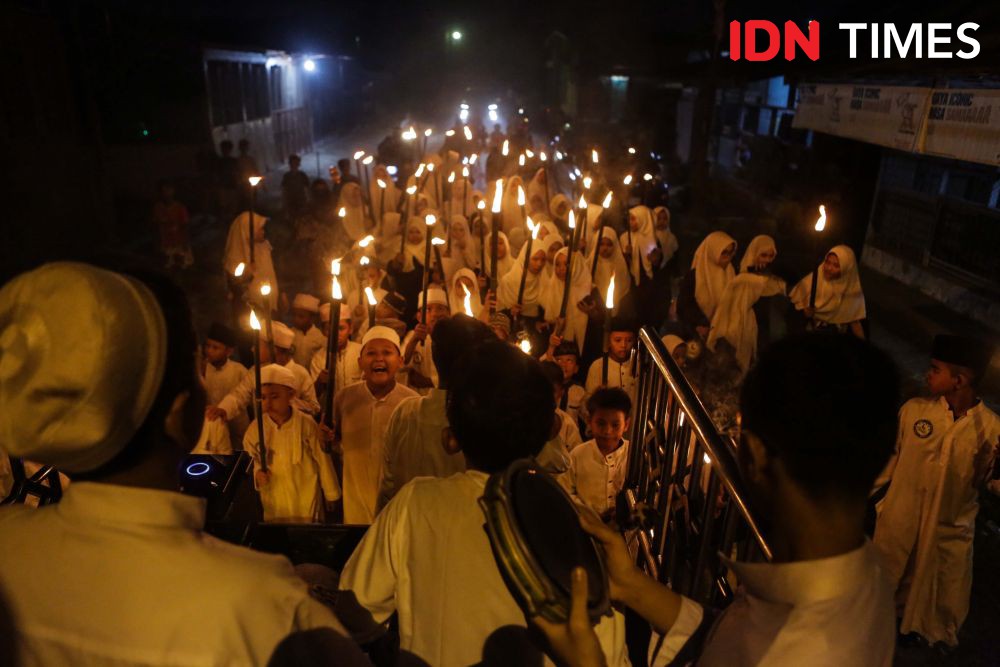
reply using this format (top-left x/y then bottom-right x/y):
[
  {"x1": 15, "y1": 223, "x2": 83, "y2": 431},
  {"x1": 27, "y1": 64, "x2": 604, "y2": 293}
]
[
  {"x1": 874, "y1": 335, "x2": 1000, "y2": 648},
  {"x1": 310, "y1": 302, "x2": 362, "y2": 402},
  {"x1": 290, "y1": 293, "x2": 327, "y2": 368},
  {"x1": 0, "y1": 262, "x2": 362, "y2": 666},
  {"x1": 564, "y1": 388, "x2": 631, "y2": 519},
  {"x1": 339, "y1": 340, "x2": 630, "y2": 667},
  {"x1": 378, "y1": 315, "x2": 496, "y2": 509},
  {"x1": 333, "y1": 326, "x2": 417, "y2": 524},
  {"x1": 208, "y1": 321, "x2": 320, "y2": 422},
  {"x1": 533, "y1": 334, "x2": 902, "y2": 667}
]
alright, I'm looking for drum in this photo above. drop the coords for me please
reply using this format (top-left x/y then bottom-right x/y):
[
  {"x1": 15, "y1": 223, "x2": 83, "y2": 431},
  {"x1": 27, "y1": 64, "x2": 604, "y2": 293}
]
[{"x1": 479, "y1": 458, "x2": 611, "y2": 624}]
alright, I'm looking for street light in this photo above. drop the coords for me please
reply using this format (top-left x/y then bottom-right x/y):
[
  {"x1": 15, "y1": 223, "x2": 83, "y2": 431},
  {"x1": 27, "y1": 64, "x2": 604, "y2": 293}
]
[
  {"x1": 303, "y1": 59, "x2": 316, "y2": 72},
  {"x1": 452, "y1": 30, "x2": 463, "y2": 41}
]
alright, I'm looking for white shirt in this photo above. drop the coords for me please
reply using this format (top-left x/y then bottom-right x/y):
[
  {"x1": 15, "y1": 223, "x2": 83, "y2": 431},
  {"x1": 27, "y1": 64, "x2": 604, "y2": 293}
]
[
  {"x1": 292, "y1": 324, "x2": 327, "y2": 369},
  {"x1": 378, "y1": 388, "x2": 465, "y2": 509},
  {"x1": 219, "y1": 359, "x2": 320, "y2": 420},
  {"x1": 340, "y1": 471, "x2": 631, "y2": 667},
  {"x1": 565, "y1": 439, "x2": 630, "y2": 515},
  {"x1": 309, "y1": 340, "x2": 363, "y2": 396},
  {"x1": 650, "y1": 541, "x2": 895, "y2": 667},
  {"x1": 244, "y1": 408, "x2": 341, "y2": 522},
  {"x1": 0, "y1": 482, "x2": 350, "y2": 666},
  {"x1": 203, "y1": 358, "x2": 249, "y2": 443},
  {"x1": 585, "y1": 355, "x2": 637, "y2": 400},
  {"x1": 560, "y1": 383, "x2": 586, "y2": 425},
  {"x1": 334, "y1": 381, "x2": 418, "y2": 524}
]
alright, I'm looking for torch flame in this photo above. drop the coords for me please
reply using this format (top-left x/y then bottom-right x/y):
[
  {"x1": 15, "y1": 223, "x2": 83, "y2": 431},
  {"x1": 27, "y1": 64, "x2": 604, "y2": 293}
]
[
  {"x1": 432, "y1": 237, "x2": 446, "y2": 246},
  {"x1": 425, "y1": 213, "x2": 436, "y2": 226},
  {"x1": 578, "y1": 194, "x2": 587, "y2": 209},
  {"x1": 415, "y1": 163, "x2": 425, "y2": 177},
  {"x1": 359, "y1": 234, "x2": 375, "y2": 248},
  {"x1": 602, "y1": 191, "x2": 613, "y2": 209},
  {"x1": 249, "y1": 310, "x2": 261, "y2": 331},
  {"x1": 365, "y1": 286, "x2": 377, "y2": 306},
  {"x1": 583, "y1": 176, "x2": 592, "y2": 190},
  {"x1": 406, "y1": 185, "x2": 417, "y2": 195},
  {"x1": 591, "y1": 149, "x2": 599, "y2": 164},
  {"x1": 424, "y1": 128, "x2": 433, "y2": 137},
  {"x1": 353, "y1": 150, "x2": 365, "y2": 160},
  {"x1": 518, "y1": 154, "x2": 525, "y2": 167},
  {"x1": 248, "y1": 176, "x2": 262, "y2": 187},
  {"x1": 605, "y1": 274, "x2": 616, "y2": 309},
  {"x1": 517, "y1": 185, "x2": 526, "y2": 206},
  {"x1": 815, "y1": 204, "x2": 827, "y2": 232},
  {"x1": 469, "y1": 153, "x2": 478, "y2": 164},
  {"x1": 643, "y1": 173, "x2": 653, "y2": 182},
  {"x1": 360, "y1": 256, "x2": 370, "y2": 266},
  {"x1": 445, "y1": 129, "x2": 456, "y2": 137},
  {"x1": 331, "y1": 258, "x2": 341, "y2": 276},
  {"x1": 462, "y1": 166, "x2": 469, "y2": 177},
  {"x1": 338, "y1": 207, "x2": 347, "y2": 217},
  {"x1": 539, "y1": 151, "x2": 547, "y2": 162},
  {"x1": 519, "y1": 338, "x2": 532, "y2": 354},
  {"x1": 260, "y1": 282, "x2": 271, "y2": 297},
  {"x1": 463, "y1": 125, "x2": 472, "y2": 140},
  {"x1": 525, "y1": 148, "x2": 535, "y2": 158},
  {"x1": 377, "y1": 178, "x2": 387, "y2": 189},
  {"x1": 462, "y1": 283, "x2": 473, "y2": 316},
  {"x1": 477, "y1": 199, "x2": 486, "y2": 210},
  {"x1": 427, "y1": 163, "x2": 435, "y2": 172},
  {"x1": 628, "y1": 147, "x2": 636, "y2": 155},
  {"x1": 448, "y1": 171, "x2": 456, "y2": 183},
  {"x1": 623, "y1": 174, "x2": 633, "y2": 185},
  {"x1": 568, "y1": 210, "x2": 576, "y2": 229},
  {"x1": 528, "y1": 218, "x2": 539, "y2": 240},
  {"x1": 331, "y1": 275, "x2": 343, "y2": 300},
  {"x1": 234, "y1": 262, "x2": 245, "y2": 277},
  {"x1": 492, "y1": 180, "x2": 503, "y2": 213},
  {"x1": 362, "y1": 155, "x2": 374, "y2": 165},
  {"x1": 501, "y1": 139, "x2": 509, "y2": 156}
]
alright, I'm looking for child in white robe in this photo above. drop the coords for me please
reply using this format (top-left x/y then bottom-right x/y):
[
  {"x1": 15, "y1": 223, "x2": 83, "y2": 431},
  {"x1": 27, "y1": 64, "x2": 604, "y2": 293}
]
[
  {"x1": 333, "y1": 327, "x2": 417, "y2": 524},
  {"x1": 244, "y1": 364, "x2": 341, "y2": 523},
  {"x1": 310, "y1": 302, "x2": 363, "y2": 399},
  {"x1": 200, "y1": 322, "x2": 248, "y2": 443},
  {"x1": 290, "y1": 293, "x2": 326, "y2": 368},
  {"x1": 563, "y1": 388, "x2": 631, "y2": 519}
]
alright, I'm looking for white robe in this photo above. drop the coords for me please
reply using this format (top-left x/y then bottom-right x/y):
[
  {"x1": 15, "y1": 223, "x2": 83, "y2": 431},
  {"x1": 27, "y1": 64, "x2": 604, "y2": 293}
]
[
  {"x1": 218, "y1": 359, "x2": 320, "y2": 420},
  {"x1": 292, "y1": 324, "x2": 327, "y2": 369},
  {"x1": 339, "y1": 471, "x2": 631, "y2": 667},
  {"x1": 707, "y1": 273, "x2": 785, "y2": 374},
  {"x1": 0, "y1": 482, "x2": 349, "y2": 665},
  {"x1": 563, "y1": 439, "x2": 630, "y2": 516},
  {"x1": 874, "y1": 397, "x2": 1000, "y2": 646},
  {"x1": 222, "y1": 211, "x2": 278, "y2": 297},
  {"x1": 789, "y1": 245, "x2": 866, "y2": 325},
  {"x1": 689, "y1": 231, "x2": 736, "y2": 322},
  {"x1": 244, "y1": 408, "x2": 341, "y2": 522},
  {"x1": 203, "y1": 358, "x2": 249, "y2": 442},
  {"x1": 334, "y1": 381, "x2": 418, "y2": 524}
]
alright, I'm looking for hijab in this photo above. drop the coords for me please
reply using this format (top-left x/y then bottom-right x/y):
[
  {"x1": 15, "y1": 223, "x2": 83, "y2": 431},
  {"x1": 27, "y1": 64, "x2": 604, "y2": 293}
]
[
  {"x1": 790, "y1": 245, "x2": 866, "y2": 324},
  {"x1": 549, "y1": 194, "x2": 571, "y2": 225},
  {"x1": 621, "y1": 205, "x2": 656, "y2": 282},
  {"x1": 369, "y1": 164, "x2": 401, "y2": 223},
  {"x1": 739, "y1": 235, "x2": 777, "y2": 273},
  {"x1": 587, "y1": 226, "x2": 631, "y2": 310},
  {"x1": 540, "y1": 246, "x2": 592, "y2": 354},
  {"x1": 450, "y1": 267, "x2": 483, "y2": 317},
  {"x1": 690, "y1": 231, "x2": 737, "y2": 321},
  {"x1": 223, "y1": 211, "x2": 277, "y2": 296},
  {"x1": 708, "y1": 272, "x2": 786, "y2": 373},
  {"x1": 402, "y1": 216, "x2": 427, "y2": 272},
  {"x1": 652, "y1": 206, "x2": 679, "y2": 268},
  {"x1": 443, "y1": 216, "x2": 477, "y2": 280},
  {"x1": 501, "y1": 175, "x2": 526, "y2": 235},
  {"x1": 527, "y1": 168, "x2": 548, "y2": 212},
  {"x1": 485, "y1": 231, "x2": 515, "y2": 281},
  {"x1": 337, "y1": 182, "x2": 368, "y2": 241},
  {"x1": 499, "y1": 242, "x2": 549, "y2": 312}
]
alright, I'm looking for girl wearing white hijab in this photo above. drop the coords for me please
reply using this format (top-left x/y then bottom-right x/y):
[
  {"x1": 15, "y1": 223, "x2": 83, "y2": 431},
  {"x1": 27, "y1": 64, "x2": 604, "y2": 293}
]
[
  {"x1": 484, "y1": 231, "x2": 515, "y2": 283},
  {"x1": 790, "y1": 245, "x2": 867, "y2": 338},
  {"x1": 336, "y1": 182, "x2": 369, "y2": 242},
  {"x1": 445, "y1": 176, "x2": 475, "y2": 220},
  {"x1": 527, "y1": 168, "x2": 549, "y2": 215},
  {"x1": 549, "y1": 194, "x2": 571, "y2": 226},
  {"x1": 540, "y1": 246, "x2": 592, "y2": 355},
  {"x1": 582, "y1": 203, "x2": 607, "y2": 258},
  {"x1": 620, "y1": 206, "x2": 656, "y2": 284},
  {"x1": 223, "y1": 210, "x2": 278, "y2": 298},
  {"x1": 444, "y1": 215, "x2": 478, "y2": 275},
  {"x1": 449, "y1": 267, "x2": 484, "y2": 318},
  {"x1": 539, "y1": 235, "x2": 564, "y2": 280},
  {"x1": 501, "y1": 175, "x2": 526, "y2": 236},
  {"x1": 677, "y1": 231, "x2": 737, "y2": 337},
  {"x1": 586, "y1": 226, "x2": 630, "y2": 313},
  {"x1": 498, "y1": 241, "x2": 549, "y2": 318},
  {"x1": 708, "y1": 236, "x2": 785, "y2": 374},
  {"x1": 652, "y1": 206, "x2": 679, "y2": 268}
]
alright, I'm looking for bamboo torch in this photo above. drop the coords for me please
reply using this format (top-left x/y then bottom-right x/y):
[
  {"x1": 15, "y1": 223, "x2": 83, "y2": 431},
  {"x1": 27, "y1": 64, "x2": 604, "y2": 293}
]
[{"x1": 249, "y1": 309, "x2": 268, "y2": 471}]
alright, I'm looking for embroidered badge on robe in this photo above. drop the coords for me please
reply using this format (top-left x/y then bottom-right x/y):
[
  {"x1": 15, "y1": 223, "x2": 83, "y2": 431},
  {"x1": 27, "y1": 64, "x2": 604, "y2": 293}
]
[{"x1": 913, "y1": 419, "x2": 934, "y2": 439}]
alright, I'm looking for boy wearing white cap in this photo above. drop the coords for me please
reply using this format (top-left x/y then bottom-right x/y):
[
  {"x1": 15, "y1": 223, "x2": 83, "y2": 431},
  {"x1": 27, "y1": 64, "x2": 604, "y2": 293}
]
[
  {"x1": 310, "y1": 302, "x2": 363, "y2": 401},
  {"x1": 290, "y1": 293, "x2": 326, "y2": 368},
  {"x1": 0, "y1": 263, "x2": 361, "y2": 665},
  {"x1": 333, "y1": 326, "x2": 417, "y2": 524},
  {"x1": 402, "y1": 287, "x2": 450, "y2": 393},
  {"x1": 208, "y1": 321, "x2": 320, "y2": 421},
  {"x1": 244, "y1": 364, "x2": 342, "y2": 522}
]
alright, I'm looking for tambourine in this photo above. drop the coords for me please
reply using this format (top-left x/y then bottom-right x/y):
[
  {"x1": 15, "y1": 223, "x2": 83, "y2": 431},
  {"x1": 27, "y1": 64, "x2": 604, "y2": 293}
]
[{"x1": 479, "y1": 458, "x2": 611, "y2": 624}]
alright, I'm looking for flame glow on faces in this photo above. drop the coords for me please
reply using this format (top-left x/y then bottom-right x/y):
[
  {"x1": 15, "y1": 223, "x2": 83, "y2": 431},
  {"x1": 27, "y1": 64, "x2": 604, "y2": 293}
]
[
  {"x1": 377, "y1": 179, "x2": 387, "y2": 189},
  {"x1": 259, "y1": 283, "x2": 271, "y2": 297},
  {"x1": 462, "y1": 283, "x2": 473, "y2": 316},
  {"x1": 623, "y1": 174, "x2": 633, "y2": 185},
  {"x1": 249, "y1": 310, "x2": 261, "y2": 331},
  {"x1": 406, "y1": 185, "x2": 417, "y2": 195},
  {"x1": 362, "y1": 155, "x2": 374, "y2": 165},
  {"x1": 519, "y1": 338, "x2": 532, "y2": 354},
  {"x1": 425, "y1": 214, "x2": 436, "y2": 227},
  {"x1": 815, "y1": 204, "x2": 827, "y2": 232},
  {"x1": 248, "y1": 176, "x2": 262, "y2": 187},
  {"x1": 431, "y1": 237, "x2": 446, "y2": 246},
  {"x1": 331, "y1": 276, "x2": 343, "y2": 300},
  {"x1": 606, "y1": 274, "x2": 616, "y2": 309},
  {"x1": 517, "y1": 186, "x2": 526, "y2": 206},
  {"x1": 365, "y1": 286, "x2": 377, "y2": 306},
  {"x1": 234, "y1": 262, "x2": 245, "y2": 277},
  {"x1": 359, "y1": 235, "x2": 375, "y2": 248},
  {"x1": 463, "y1": 126, "x2": 473, "y2": 141},
  {"x1": 353, "y1": 150, "x2": 365, "y2": 160},
  {"x1": 338, "y1": 207, "x2": 347, "y2": 217},
  {"x1": 502, "y1": 139, "x2": 509, "y2": 156},
  {"x1": 568, "y1": 210, "x2": 576, "y2": 229},
  {"x1": 602, "y1": 191, "x2": 613, "y2": 209},
  {"x1": 492, "y1": 180, "x2": 503, "y2": 213}
]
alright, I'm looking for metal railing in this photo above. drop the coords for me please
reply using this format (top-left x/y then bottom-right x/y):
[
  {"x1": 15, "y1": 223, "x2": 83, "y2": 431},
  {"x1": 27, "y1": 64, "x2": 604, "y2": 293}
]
[{"x1": 621, "y1": 328, "x2": 771, "y2": 607}]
